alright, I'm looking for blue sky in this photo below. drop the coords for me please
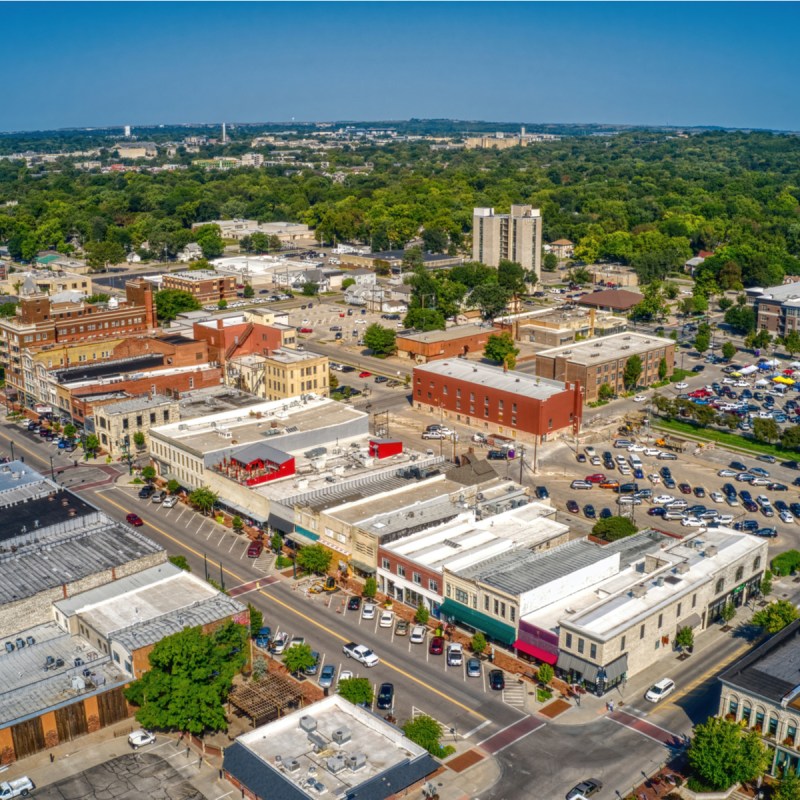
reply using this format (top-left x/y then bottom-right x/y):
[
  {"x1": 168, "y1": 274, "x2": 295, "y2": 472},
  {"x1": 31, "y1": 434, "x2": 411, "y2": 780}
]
[{"x1": 3, "y1": 2, "x2": 799, "y2": 132}]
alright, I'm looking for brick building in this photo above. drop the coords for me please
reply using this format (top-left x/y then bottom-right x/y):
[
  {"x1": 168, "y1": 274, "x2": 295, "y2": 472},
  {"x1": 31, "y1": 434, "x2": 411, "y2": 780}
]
[
  {"x1": 161, "y1": 270, "x2": 237, "y2": 304},
  {"x1": 192, "y1": 316, "x2": 291, "y2": 365},
  {"x1": 92, "y1": 395, "x2": 180, "y2": 458},
  {"x1": 225, "y1": 349, "x2": 329, "y2": 400},
  {"x1": 396, "y1": 324, "x2": 492, "y2": 363},
  {"x1": 535, "y1": 333, "x2": 675, "y2": 403},
  {"x1": 413, "y1": 360, "x2": 582, "y2": 442},
  {"x1": 748, "y1": 284, "x2": 800, "y2": 335},
  {"x1": 576, "y1": 288, "x2": 643, "y2": 313}
]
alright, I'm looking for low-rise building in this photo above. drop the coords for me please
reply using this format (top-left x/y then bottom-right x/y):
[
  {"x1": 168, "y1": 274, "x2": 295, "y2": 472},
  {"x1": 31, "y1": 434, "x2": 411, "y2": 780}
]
[
  {"x1": 226, "y1": 349, "x2": 329, "y2": 400},
  {"x1": 413, "y1": 359, "x2": 583, "y2": 443},
  {"x1": 116, "y1": 141, "x2": 158, "y2": 159},
  {"x1": 749, "y1": 283, "x2": 800, "y2": 336},
  {"x1": 535, "y1": 333, "x2": 675, "y2": 403},
  {"x1": 2, "y1": 269, "x2": 93, "y2": 297},
  {"x1": 577, "y1": 288, "x2": 643, "y2": 313},
  {"x1": 92, "y1": 395, "x2": 180, "y2": 457},
  {"x1": 161, "y1": 270, "x2": 238, "y2": 304},
  {"x1": 339, "y1": 249, "x2": 463, "y2": 272},
  {"x1": 192, "y1": 219, "x2": 312, "y2": 244},
  {"x1": 508, "y1": 308, "x2": 627, "y2": 347},
  {"x1": 223, "y1": 694, "x2": 439, "y2": 800},
  {"x1": 397, "y1": 324, "x2": 492, "y2": 363},
  {"x1": 548, "y1": 239, "x2": 574, "y2": 259}
]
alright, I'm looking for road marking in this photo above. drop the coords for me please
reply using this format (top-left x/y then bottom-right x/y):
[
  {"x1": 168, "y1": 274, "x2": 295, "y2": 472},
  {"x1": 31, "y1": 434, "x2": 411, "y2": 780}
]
[
  {"x1": 95, "y1": 491, "x2": 488, "y2": 721},
  {"x1": 463, "y1": 720, "x2": 491, "y2": 738},
  {"x1": 478, "y1": 715, "x2": 544, "y2": 755},
  {"x1": 608, "y1": 710, "x2": 685, "y2": 748}
]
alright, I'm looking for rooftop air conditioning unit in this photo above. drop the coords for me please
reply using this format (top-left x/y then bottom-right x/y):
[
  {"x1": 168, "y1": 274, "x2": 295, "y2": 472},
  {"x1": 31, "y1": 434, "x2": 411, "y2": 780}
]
[
  {"x1": 704, "y1": 545, "x2": 718, "y2": 558},
  {"x1": 299, "y1": 715, "x2": 317, "y2": 732},
  {"x1": 332, "y1": 727, "x2": 351, "y2": 744},
  {"x1": 676, "y1": 562, "x2": 690, "y2": 574},
  {"x1": 285, "y1": 758, "x2": 301, "y2": 772},
  {"x1": 327, "y1": 755, "x2": 347, "y2": 774},
  {"x1": 631, "y1": 584, "x2": 647, "y2": 598},
  {"x1": 347, "y1": 753, "x2": 367, "y2": 771}
]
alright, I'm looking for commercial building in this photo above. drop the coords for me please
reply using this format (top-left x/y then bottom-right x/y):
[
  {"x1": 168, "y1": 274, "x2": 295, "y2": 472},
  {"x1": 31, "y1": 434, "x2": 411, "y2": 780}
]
[
  {"x1": 548, "y1": 239, "x2": 574, "y2": 259},
  {"x1": 396, "y1": 324, "x2": 492, "y2": 363},
  {"x1": 472, "y1": 205, "x2": 542, "y2": 279},
  {"x1": 116, "y1": 142, "x2": 158, "y2": 159},
  {"x1": 226, "y1": 349, "x2": 329, "y2": 400},
  {"x1": 576, "y1": 288, "x2": 643, "y2": 313},
  {"x1": 719, "y1": 619, "x2": 800, "y2": 777},
  {"x1": 223, "y1": 695, "x2": 439, "y2": 800},
  {"x1": 191, "y1": 315, "x2": 294, "y2": 365},
  {"x1": 161, "y1": 270, "x2": 238, "y2": 304},
  {"x1": 2, "y1": 269, "x2": 93, "y2": 297},
  {"x1": 338, "y1": 249, "x2": 463, "y2": 273},
  {"x1": 92, "y1": 395, "x2": 180, "y2": 458},
  {"x1": 535, "y1": 333, "x2": 675, "y2": 403},
  {"x1": 413, "y1": 359, "x2": 582, "y2": 443},
  {"x1": 192, "y1": 219, "x2": 312, "y2": 244},
  {"x1": 510, "y1": 308, "x2": 628, "y2": 348},
  {"x1": 749, "y1": 284, "x2": 800, "y2": 335}
]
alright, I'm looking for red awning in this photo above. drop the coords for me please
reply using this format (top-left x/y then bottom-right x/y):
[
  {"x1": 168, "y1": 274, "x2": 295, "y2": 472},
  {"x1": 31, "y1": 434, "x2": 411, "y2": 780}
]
[{"x1": 513, "y1": 639, "x2": 558, "y2": 665}]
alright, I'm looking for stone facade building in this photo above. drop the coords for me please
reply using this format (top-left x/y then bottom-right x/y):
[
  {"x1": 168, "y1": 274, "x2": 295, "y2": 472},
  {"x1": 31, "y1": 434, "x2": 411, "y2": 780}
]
[{"x1": 92, "y1": 395, "x2": 180, "y2": 458}]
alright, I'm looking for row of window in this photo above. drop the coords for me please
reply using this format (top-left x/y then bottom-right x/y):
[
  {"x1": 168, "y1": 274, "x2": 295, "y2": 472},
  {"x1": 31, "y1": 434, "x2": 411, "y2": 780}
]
[
  {"x1": 381, "y1": 558, "x2": 439, "y2": 592},
  {"x1": 444, "y1": 583, "x2": 516, "y2": 621}
]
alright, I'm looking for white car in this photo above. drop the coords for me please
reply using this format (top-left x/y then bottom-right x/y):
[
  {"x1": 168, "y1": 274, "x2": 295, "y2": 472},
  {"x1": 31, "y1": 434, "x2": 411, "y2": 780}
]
[
  {"x1": 128, "y1": 729, "x2": 156, "y2": 749},
  {"x1": 722, "y1": 377, "x2": 736, "y2": 385},
  {"x1": 710, "y1": 491, "x2": 725, "y2": 504},
  {"x1": 726, "y1": 495, "x2": 741, "y2": 506},
  {"x1": 633, "y1": 394, "x2": 647, "y2": 403},
  {"x1": 718, "y1": 469, "x2": 738, "y2": 477},
  {"x1": 162, "y1": 495, "x2": 178, "y2": 508},
  {"x1": 410, "y1": 625, "x2": 426, "y2": 644},
  {"x1": 681, "y1": 517, "x2": 705, "y2": 527},
  {"x1": 362, "y1": 603, "x2": 376, "y2": 620},
  {"x1": 644, "y1": 448, "x2": 660, "y2": 457},
  {"x1": 653, "y1": 494, "x2": 676, "y2": 505},
  {"x1": 648, "y1": 473, "x2": 661, "y2": 484},
  {"x1": 675, "y1": 382, "x2": 689, "y2": 389},
  {"x1": 645, "y1": 678, "x2": 675, "y2": 703},
  {"x1": 781, "y1": 510, "x2": 795, "y2": 525},
  {"x1": 338, "y1": 669, "x2": 354, "y2": 685},
  {"x1": 628, "y1": 444, "x2": 646, "y2": 452},
  {"x1": 355, "y1": 319, "x2": 367, "y2": 325},
  {"x1": 618, "y1": 496, "x2": 642, "y2": 505},
  {"x1": 379, "y1": 610, "x2": 394, "y2": 628},
  {"x1": 271, "y1": 632, "x2": 289, "y2": 654},
  {"x1": 735, "y1": 380, "x2": 750, "y2": 388},
  {"x1": 717, "y1": 514, "x2": 735, "y2": 525}
]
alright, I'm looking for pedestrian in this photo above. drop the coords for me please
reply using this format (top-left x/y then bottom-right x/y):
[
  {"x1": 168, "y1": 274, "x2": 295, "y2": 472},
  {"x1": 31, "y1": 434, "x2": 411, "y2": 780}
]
[
  {"x1": 49, "y1": 753, "x2": 54, "y2": 763},
  {"x1": 609, "y1": 700, "x2": 614, "y2": 712},
  {"x1": 576, "y1": 693, "x2": 580, "y2": 707}
]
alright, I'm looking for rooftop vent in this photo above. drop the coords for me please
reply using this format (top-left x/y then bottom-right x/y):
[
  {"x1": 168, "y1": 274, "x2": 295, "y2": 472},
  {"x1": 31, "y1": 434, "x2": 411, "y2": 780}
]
[
  {"x1": 285, "y1": 758, "x2": 301, "y2": 772},
  {"x1": 299, "y1": 715, "x2": 317, "y2": 732},
  {"x1": 631, "y1": 584, "x2": 647, "y2": 598},
  {"x1": 347, "y1": 753, "x2": 367, "y2": 771},
  {"x1": 704, "y1": 545, "x2": 718, "y2": 558},
  {"x1": 676, "y1": 562, "x2": 690, "y2": 574},
  {"x1": 332, "y1": 726, "x2": 351, "y2": 745}
]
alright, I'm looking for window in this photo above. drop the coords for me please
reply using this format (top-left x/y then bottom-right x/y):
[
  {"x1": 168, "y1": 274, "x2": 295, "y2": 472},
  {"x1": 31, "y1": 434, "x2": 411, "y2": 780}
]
[
  {"x1": 428, "y1": 579, "x2": 438, "y2": 592},
  {"x1": 590, "y1": 643, "x2": 597, "y2": 660},
  {"x1": 715, "y1": 578, "x2": 725, "y2": 595},
  {"x1": 754, "y1": 556, "x2": 762, "y2": 571},
  {"x1": 122, "y1": 418, "x2": 129, "y2": 430},
  {"x1": 136, "y1": 415, "x2": 143, "y2": 427},
  {"x1": 150, "y1": 412, "x2": 156, "y2": 423},
  {"x1": 735, "y1": 566, "x2": 744, "y2": 582},
  {"x1": 381, "y1": 558, "x2": 390, "y2": 570},
  {"x1": 692, "y1": 593, "x2": 697, "y2": 608},
  {"x1": 640, "y1": 624, "x2": 645, "y2": 639},
  {"x1": 565, "y1": 633, "x2": 572, "y2": 649},
  {"x1": 620, "y1": 635, "x2": 626, "y2": 651},
  {"x1": 494, "y1": 599, "x2": 499, "y2": 615},
  {"x1": 577, "y1": 638, "x2": 584, "y2": 654},
  {"x1": 113, "y1": 651, "x2": 120, "y2": 663},
  {"x1": 455, "y1": 588, "x2": 468, "y2": 604},
  {"x1": 484, "y1": 596, "x2": 489, "y2": 611},
  {"x1": 500, "y1": 602, "x2": 506, "y2": 618},
  {"x1": 397, "y1": 565, "x2": 406, "y2": 578},
  {"x1": 677, "y1": 603, "x2": 682, "y2": 618},
  {"x1": 658, "y1": 614, "x2": 663, "y2": 629},
  {"x1": 728, "y1": 699, "x2": 738, "y2": 717},
  {"x1": 510, "y1": 607, "x2": 515, "y2": 622},
  {"x1": 412, "y1": 572, "x2": 421, "y2": 585}
]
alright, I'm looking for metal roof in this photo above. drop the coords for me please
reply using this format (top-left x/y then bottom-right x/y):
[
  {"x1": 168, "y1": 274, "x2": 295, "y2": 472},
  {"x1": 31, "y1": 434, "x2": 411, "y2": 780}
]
[{"x1": 231, "y1": 442, "x2": 293, "y2": 466}]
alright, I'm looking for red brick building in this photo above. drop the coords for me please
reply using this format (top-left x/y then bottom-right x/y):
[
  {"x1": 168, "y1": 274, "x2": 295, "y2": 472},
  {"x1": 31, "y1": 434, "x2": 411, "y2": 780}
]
[
  {"x1": 396, "y1": 324, "x2": 492, "y2": 364},
  {"x1": 161, "y1": 270, "x2": 237, "y2": 304},
  {"x1": 413, "y1": 360, "x2": 582, "y2": 442},
  {"x1": 192, "y1": 318, "x2": 289, "y2": 364}
]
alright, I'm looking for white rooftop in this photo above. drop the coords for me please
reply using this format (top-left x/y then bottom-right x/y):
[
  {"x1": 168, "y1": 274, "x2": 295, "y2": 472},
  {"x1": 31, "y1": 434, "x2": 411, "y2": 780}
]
[
  {"x1": 537, "y1": 332, "x2": 675, "y2": 365},
  {"x1": 212, "y1": 255, "x2": 313, "y2": 277}
]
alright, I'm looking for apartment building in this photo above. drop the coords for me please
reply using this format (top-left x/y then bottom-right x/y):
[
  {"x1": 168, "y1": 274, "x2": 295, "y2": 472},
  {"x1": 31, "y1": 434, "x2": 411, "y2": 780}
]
[
  {"x1": 413, "y1": 359, "x2": 582, "y2": 442},
  {"x1": 225, "y1": 349, "x2": 329, "y2": 400},
  {"x1": 535, "y1": 333, "x2": 675, "y2": 403},
  {"x1": 472, "y1": 205, "x2": 542, "y2": 279},
  {"x1": 3, "y1": 269, "x2": 93, "y2": 296},
  {"x1": 92, "y1": 395, "x2": 180, "y2": 457},
  {"x1": 161, "y1": 270, "x2": 237, "y2": 304},
  {"x1": 749, "y1": 284, "x2": 800, "y2": 335}
]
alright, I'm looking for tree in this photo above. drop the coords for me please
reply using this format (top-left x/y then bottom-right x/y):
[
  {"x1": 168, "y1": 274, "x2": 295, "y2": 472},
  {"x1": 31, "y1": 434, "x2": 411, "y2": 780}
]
[
  {"x1": 270, "y1": 531, "x2": 284, "y2": 553},
  {"x1": 187, "y1": 258, "x2": 212, "y2": 271},
  {"x1": 363, "y1": 576, "x2": 377, "y2": 598},
  {"x1": 243, "y1": 284, "x2": 254, "y2": 299},
  {"x1": 403, "y1": 307, "x2": 445, "y2": 331},
  {"x1": 694, "y1": 331, "x2": 711, "y2": 354},
  {"x1": 230, "y1": 601, "x2": 259, "y2": 642},
  {"x1": 721, "y1": 341, "x2": 737, "y2": 361},
  {"x1": 592, "y1": 516, "x2": 637, "y2": 541},
  {"x1": 761, "y1": 570, "x2": 773, "y2": 598},
  {"x1": 598, "y1": 383, "x2": 616, "y2": 401},
  {"x1": 675, "y1": 626, "x2": 694, "y2": 651},
  {"x1": 283, "y1": 642, "x2": 317, "y2": 675},
  {"x1": 329, "y1": 372, "x2": 339, "y2": 390},
  {"x1": 169, "y1": 555, "x2": 190, "y2": 572},
  {"x1": 363, "y1": 324, "x2": 397, "y2": 357},
  {"x1": 753, "y1": 417, "x2": 780, "y2": 444},
  {"x1": 85, "y1": 240, "x2": 125, "y2": 272},
  {"x1": 166, "y1": 479, "x2": 181, "y2": 495},
  {"x1": 498, "y1": 259, "x2": 526, "y2": 296},
  {"x1": 63, "y1": 423, "x2": 76, "y2": 439},
  {"x1": 724, "y1": 305, "x2": 756, "y2": 335},
  {"x1": 422, "y1": 227, "x2": 449, "y2": 253},
  {"x1": 718, "y1": 296, "x2": 733, "y2": 311},
  {"x1": 720, "y1": 602, "x2": 736, "y2": 626},
  {"x1": 402, "y1": 246, "x2": 424, "y2": 271},
  {"x1": 402, "y1": 715, "x2": 453, "y2": 758},
  {"x1": 302, "y1": 282, "x2": 319, "y2": 296},
  {"x1": 188, "y1": 486, "x2": 218, "y2": 516},
  {"x1": 658, "y1": 357, "x2": 668, "y2": 381},
  {"x1": 141, "y1": 465, "x2": 156, "y2": 482},
  {"x1": 414, "y1": 603, "x2": 430, "y2": 624},
  {"x1": 470, "y1": 284, "x2": 510, "y2": 320},
  {"x1": 542, "y1": 252, "x2": 559, "y2": 272},
  {"x1": 231, "y1": 516, "x2": 244, "y2": 532},
  {"x1": 784, "y1": 330, "x2": 800, "y2": 358},
  {"x1": 775, "y1": 770, "x2": 800, "y2": 800},
  {"x1": 341, "y1": 277, "x2": 355, "y2": 290},
  {"x1": 752, "y1": 600, "x2": 799, "y2": 634},
  {"x1": 133, "y1": 431, "x2": 146, "y2": 448},
  {"x1": 772, "y1": 550, "x2": 800, "y2": 577},
  {"x1": 296, "y1": 543, "x2": 333, "y2": 575},
  {"x1": 194, "y1": 224, "x2": 224, "y2": 259},
  {"x1": 471, "y1": 632, "x2": 487, "y2": 655},
  {"x1": 483, "y1": 332, "x2": 519, "y2": 368},
  {"x1": 566, "y1": 266, "x2": 593, "y2": 285},
  {"x1": 338, "y1": 677, "x2": 373, "y2": 706},
  {"x1": 623, "y1": 355, "x2": 643, "y2": 389},
  {"x1": 688, "y1": 716, "x2": 769, "y2": 791},
  {"x1": 537, "y1": 663, "x2": 554, "y2": 686},
  {"x1": 124, "y1": 621, "x2": 248, "y2": 734},
  {"x1": 154, "y1": 289, "x2": 202, "y2": 322},
  {"x1": 217, "y1": 299, "x2": 228, "y2": 310}
]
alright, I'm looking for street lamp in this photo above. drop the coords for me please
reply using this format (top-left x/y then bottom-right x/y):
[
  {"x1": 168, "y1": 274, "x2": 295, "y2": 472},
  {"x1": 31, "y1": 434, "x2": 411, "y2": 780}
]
[
  {"x1": 9, "y1": 441, "x2": 14, "y2": 462},
  {"x1": 49, "y1": 455, "x2": 55, "y2": 481}
]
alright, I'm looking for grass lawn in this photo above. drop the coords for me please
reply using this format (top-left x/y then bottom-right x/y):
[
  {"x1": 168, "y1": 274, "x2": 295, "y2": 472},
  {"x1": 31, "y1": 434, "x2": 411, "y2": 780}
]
[{"x1": 654, "y1": 417, "x2": 798, "y2": 460}]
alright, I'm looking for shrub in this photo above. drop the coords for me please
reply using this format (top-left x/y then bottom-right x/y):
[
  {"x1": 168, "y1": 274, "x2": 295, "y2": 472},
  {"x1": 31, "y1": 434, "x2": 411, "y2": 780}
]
[{"x1": 772, "y1": 550, "x2": 800, "y2": 577}]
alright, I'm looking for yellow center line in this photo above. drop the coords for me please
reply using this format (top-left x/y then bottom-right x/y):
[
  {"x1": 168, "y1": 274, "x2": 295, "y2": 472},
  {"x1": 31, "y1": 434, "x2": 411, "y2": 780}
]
[{"x1": 98, "y1": 490, "x2": 487, "y2": 722}]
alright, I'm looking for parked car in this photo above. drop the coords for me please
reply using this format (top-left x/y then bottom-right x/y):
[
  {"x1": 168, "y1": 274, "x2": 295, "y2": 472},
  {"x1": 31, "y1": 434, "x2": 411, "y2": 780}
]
[
  {"x1": 395, "y1": 619, "x2": 410, "y2": 636},
  {"x1": 645, "y1": 678, "x2": 675, "y2": 703},
  {"x1": 358, "y1": 371, "x2": 372, "y2": 378},
  {"x1": 151, "y1": 491, "x2": 166, "y2": 504},
  {"x1": 377, "y1": 682, "x2": 395, "y2": 709},
  {"x1": 379, "y1": 610, "x2": 394, "y2": 628},
  {"x1": 138, "y1": 484, "x2": 155, "y2": 499},
  {"x1": 270, "y1": 632, "x2": 290, "y2": 655},
  {"x1": 570, "y1": 480, "x2": 593, "y2": 490},
  {"x1": 247, "y1": 540, "x2": 263, "y2": 558},
  {"x1": 429, "y1": 636, "x2": 445, "y2": 655},
  {"x1": 566, "y1": 500, "x2": 580, "y2": 514},
  {"x1": 410, "y1": 625, "x2": 426, "y2": 644},
  {"x1": 319, "y1": 664, "x2": 336, "y2": 689},
  {"x1": 128, "y1": 730, "x2": 156, "y2": 749},
  {"x1": 162, "y1": 495, "x2": 178, "y2": 508},
  {"x1": 566, "y1": 779, "x2": 603, "y2": 799},
  {"x1": 535, "y1": 486, "x2": 550, "y2": 500},
  {"x1": 488, "y1": 669, "x2": 505, "y2": 690},
  {"x1": 362, "y1": 602, "x2": 376, "y2": 620}
]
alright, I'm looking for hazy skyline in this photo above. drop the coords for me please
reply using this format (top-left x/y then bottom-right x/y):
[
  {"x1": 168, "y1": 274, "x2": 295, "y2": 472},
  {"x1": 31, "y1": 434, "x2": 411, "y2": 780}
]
[{"x1": 4, "y1": 2, "x2": 799, "y2": 132}]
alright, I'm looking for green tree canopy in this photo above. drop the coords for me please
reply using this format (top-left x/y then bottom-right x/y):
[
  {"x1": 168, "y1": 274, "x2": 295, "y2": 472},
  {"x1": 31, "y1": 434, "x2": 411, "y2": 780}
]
[
  {"x1": 363, "y1": 323, "x2": 397, "y2": 356},
  {"x1": 402, "y1": 715, "x2": 453, "y2": 759},
  {"x1": 623, "y1": 354, "x2": 643, "y2": 389},
  {"x1": 724, "y1": 305, "x2": 756, "y2": 335},
  {"x1": 283, "y1": 643, "x2": 317, "y2": 675},
  {"x1": 248, "y1": 604, "x2": 263, "y2": 637},
  {"x1": 404, "y1": 307, "x2": 445, "y2": 331},
  {"x1": 753, "y1": 417, "x2": 780, "y2": 443},
  {"x1": 483, "y1": 331, "x2": 519, "y2": 368},
  {"x1": 752, "y1": 600, "x2": 799, "y2": 634},
  {"x1": 338, "y1": 677, "x2": 373, "y2": 706},
  {"x1": 592, "y1": 516, "x2": 637, "y2": 541},
  {"x1": 154, "y1": 289, "x2": 202, "y2": 322},
  {"x1": 302, "y1": 282, "x2": 319, "y2": 296},
  {"x1": 470, "y1": 283, "x2": 510, "y2": 320},
  {"x1": 124, "y1": 621, "x2": 248, "y2": 734},
  {"x1": 194, "y1": 224, "x2": 224, "y2": 259},
  {"x1": 675, "y1": 626, "x2": 694, "y2": 650},
  {"x1": 687, "y1": 717, "x2": 769, "y2": 791},
  {"x1": 296, "y1": 543, "x2": 333, "y2": 575},
  {"x1": 721, "y1": 341, "x2": 737, "y2": 360},
  {"x1": 188, "y1": 486, "x2": 218, "y2": 515}
]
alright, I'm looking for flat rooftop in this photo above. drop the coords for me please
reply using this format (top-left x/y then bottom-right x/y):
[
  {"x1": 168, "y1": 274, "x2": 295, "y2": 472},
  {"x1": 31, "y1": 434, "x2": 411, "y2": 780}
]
[
  {"x1": 177, "y1": 386, "x2": 264, "y2": 417},
  {"x1": 226, "y1": 694, "x2": 435, "y2": 800},
  {"x1": 397, "y1": 324, "x2": 488, "y2": 344},
  {"x1": 414, "y1": 359, "x2": 571, "y2": 401},
  {"x1": 232, "y1": 349, "x2": 324, "y2": 366},
  {"x1": 167, "y1": 270, "x2": 224, "y2": 281},
  {"x1": 537, "y1": 332, "x2": 674, "y2": 365},
  {"x1": 752, "y1": 283, "x2": 800, "y2": 304},
  {"x1": 96, "y1": 394, "x2": 175, "y2": 416},
  {"x1": 0, "y1": 621, "x2": 128, "y2": 727}
]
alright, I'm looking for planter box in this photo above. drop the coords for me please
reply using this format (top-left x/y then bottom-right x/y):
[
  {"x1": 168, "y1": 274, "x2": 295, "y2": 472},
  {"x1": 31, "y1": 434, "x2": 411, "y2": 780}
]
[{"x1": 677, "y1": 783, "x2": 740, "y2": 800}]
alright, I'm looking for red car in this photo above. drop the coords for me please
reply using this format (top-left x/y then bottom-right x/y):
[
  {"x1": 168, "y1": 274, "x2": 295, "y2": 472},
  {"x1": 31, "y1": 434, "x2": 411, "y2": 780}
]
[
  {"x1": 678, "y1": 483, "x2": 692, "y2": 494},
  {"x1": 247, "y1": 540, "x2": 264, "y2": 558},
  {"x1": 358, "y1": 371, "x2": 372, "y2": 378},
  {"x1": 299, "y1": 327, "x2": 313, "y2": 334},
  {"x1": 126, "y1": 513, "x2": 143, "y2": 527},
  {"x1": 339, "y1": 312, "x2": 346, "y2": 318},
  {"x1": 585, "y1": 473, "x2": 606, "y2": 484},
  {"x1": 429, "y1": 636, "x2": 444, "y2": 655}
]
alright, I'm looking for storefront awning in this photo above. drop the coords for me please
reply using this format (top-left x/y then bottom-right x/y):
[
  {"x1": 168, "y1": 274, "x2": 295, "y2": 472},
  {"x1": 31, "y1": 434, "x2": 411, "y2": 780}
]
[
  {"x1": 678, "y1": 613, "x2": 702, "y2": 630},
  {"x1": 556, "y1": 652, "x2": 600, "y2": 681},
  {"x1": 286, "y1": 528, "x2": 319, "y2": 546},
  {"x1": 350, "y1": 560, "x2": 376, "y2": 575},
  {"x1": 602, "y1": 655, "x2": 628, "y2": 683},
  {"x1": 439, "y1": 599, "x2": 516, "y2": 645},
  {"x1": 514, "y1": 639, "x2": 558, "y2": 665}
]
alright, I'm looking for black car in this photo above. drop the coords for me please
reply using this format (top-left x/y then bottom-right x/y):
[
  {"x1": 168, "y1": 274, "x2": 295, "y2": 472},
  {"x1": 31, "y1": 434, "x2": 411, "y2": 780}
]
[
  {"x1": 659, "y1": 466, "x2": 672, "y2": 479},
  {"x1": 743, "y1": 499, "x2": 758, "y2": 512},
  {"x1": 692, "y1": 365, "x2": 705, "y2": 373},
  {"x1": 567, "y1": 499, "x2": 580, "y2": 514},
  {"x1": 663, "y1": 477, "x2": 677, "y2": 489},
  {"x1": 734, "y1": 519, "x2": 759, "y2": 531},
  {"x1": 583, "y1": 504, "x2": 596, "y2": 519},
  {"x1": 648, "y1": 507, "x2": 667, "y2": 517},
  {"x1": 722, "y1": 483, "x2": 737, "y2": 498},
  {"x1": 347, "y1": 596, "x2": 361, "y2": 611},
  {"x1": 138, "y1": 484, "x2": 155, "y2": 499},
  {"x1": 790, "y1": 502, "x2": 800, "y2": 518},
  {"x1": 754, "y1": 527, "x2": 778, "y2": 538},
  {"x1": 487, "y1": 450, "x2": 507, "y2": 460},
  {"x1": 782, "y1": 461, "x2": 800, "y2": 471},
  {"x1": 775, "y1": 500, "x2": 789, "y2": 513},
  {"x1": 730, "y1": 461, "x2": 748, "y2": 472},
  {"x1": 576, "y1": 453, "x2": 587, "y2": 463},
  {"x1": 769, "y1": 483, "x2": 788, "y2": 491},
  {"x1": 693, "y1": 486, "x2": 706, "y2": 498},
  {"x1": 566, "y1": 779, "x2": 603, "y2": 799},
  {"x1": 377, "y1": 682, "x2": 394, "y2": 710},
  {"x1": 599, "y1": 508, "x2": 612, "y2": 519},
  {"x1": 535, "y1": 486, "x2": 550, "y2": 500},
  {"x1": 488, "y1": 669, "x2": 505, "y2": 691},
  {"x1": 374, "y1": 376, "x2": 389, "y2": 383}
]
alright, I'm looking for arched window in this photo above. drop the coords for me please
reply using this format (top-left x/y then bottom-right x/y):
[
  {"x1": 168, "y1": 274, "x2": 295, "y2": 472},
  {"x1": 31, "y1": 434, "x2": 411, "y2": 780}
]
[
  {"x1": 736, "y1": 566, "x2": 744, "y2": 582},
  {"x1": 716, "y1": 577, "x2": 725, "y2": 595},
  {"x1": 754, "y1": 556, "x2": 762, "y2": 571}
]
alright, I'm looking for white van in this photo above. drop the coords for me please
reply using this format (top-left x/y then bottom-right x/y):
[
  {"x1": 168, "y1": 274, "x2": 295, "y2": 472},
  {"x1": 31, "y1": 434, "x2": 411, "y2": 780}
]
[{"x1": 584, "y1": 446, "x2": 597, "y2": 459}]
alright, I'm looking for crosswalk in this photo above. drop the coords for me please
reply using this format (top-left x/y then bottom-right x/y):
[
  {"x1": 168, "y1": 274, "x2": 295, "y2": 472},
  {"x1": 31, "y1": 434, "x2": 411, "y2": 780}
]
[{"x1": 501, "y1": 680, "x2": 527, "y2": 709}]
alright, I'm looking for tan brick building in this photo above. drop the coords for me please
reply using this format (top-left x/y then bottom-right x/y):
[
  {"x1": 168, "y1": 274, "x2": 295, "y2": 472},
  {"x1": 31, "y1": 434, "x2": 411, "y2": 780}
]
[
  {"x1": 535, "y1": 333, "x2": 675, "y2": 403},
  {"x1": 472, "y1": 205, "x2": 543, "y2": 279},
  {"x1": 92, "y1": 395, "x2": 180, "y2": 457},
  {"x1": 225, "y1": 349, "x2": 329, "y2": 400},
  {"x1": 161, "y1": 270, "x2": 237, "y2": 304}
]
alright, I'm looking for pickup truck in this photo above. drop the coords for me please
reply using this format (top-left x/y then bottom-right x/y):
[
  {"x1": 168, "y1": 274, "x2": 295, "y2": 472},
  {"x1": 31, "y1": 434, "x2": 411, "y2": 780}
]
[
  {"x1": 0, "y1": 777, "x2": 35, "y2": 798},
  {"x1": 342, "y1": 642, "x2": 379, "y2": 667}
]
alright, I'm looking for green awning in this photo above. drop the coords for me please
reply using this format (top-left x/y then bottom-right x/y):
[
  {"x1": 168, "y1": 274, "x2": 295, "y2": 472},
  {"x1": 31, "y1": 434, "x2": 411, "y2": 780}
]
[
  {"x1": 287, "y1": 527, "x2": 319, "y2": 546},
  {"x1": 439, "y1": 599, "x2": 516, "y2": 645}
]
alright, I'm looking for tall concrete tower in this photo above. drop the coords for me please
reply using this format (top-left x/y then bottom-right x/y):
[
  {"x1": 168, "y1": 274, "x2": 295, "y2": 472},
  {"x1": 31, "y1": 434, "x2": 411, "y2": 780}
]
[
  {"x1": 222, "y1": 122, "x2": 227, "y2": 144},
  {"x1": 124, "y1": 125, "x2": 131, "y2": 138}
]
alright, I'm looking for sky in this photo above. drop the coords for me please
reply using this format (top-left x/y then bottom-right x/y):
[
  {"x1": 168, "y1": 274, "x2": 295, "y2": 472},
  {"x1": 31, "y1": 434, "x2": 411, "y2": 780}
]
[{"x1": 3, "y1": 2, "x2": 799, "y2": 132}]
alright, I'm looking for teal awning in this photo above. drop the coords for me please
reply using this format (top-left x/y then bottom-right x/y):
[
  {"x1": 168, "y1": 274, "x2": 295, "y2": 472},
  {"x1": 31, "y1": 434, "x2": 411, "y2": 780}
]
[
  {"x1": 287, "y1": 527, "x2": 319, "y2": 546},
  {"x1": 439, "y1": 599, "x2": 516, "y2": 645}
]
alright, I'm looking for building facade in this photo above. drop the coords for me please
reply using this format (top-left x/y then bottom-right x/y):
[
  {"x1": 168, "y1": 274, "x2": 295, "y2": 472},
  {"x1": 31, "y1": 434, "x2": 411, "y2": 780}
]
[
  {"x1": 472, "y1": 205, "x2": 542, "y2": 279},
  {"x1": 413, "y1": 359, "x2": 582, "y2": 442},
  {"x1": 92, "y1": 395, "x2": 180, "y2": 458},
  {"x1": 397, "y1": 324, "x2": 492, "y2": 363},
  {"x1": 749, "y1": 285, "x2": 800, "y2": 336},
  {"x1": 535, "y1": 333, "x2": 675, "y2": 403},
  {"x1": 161, "y1": 270, "x2": 237, "y2": 304},
  {"x1": 226, "y1": 349, "x2": 329, "y2": 400}
]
